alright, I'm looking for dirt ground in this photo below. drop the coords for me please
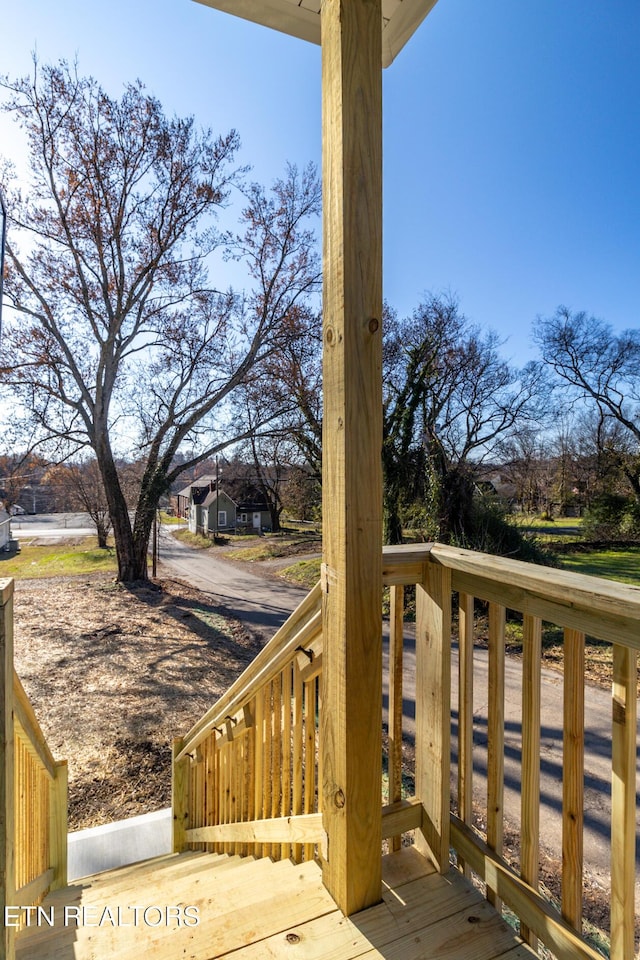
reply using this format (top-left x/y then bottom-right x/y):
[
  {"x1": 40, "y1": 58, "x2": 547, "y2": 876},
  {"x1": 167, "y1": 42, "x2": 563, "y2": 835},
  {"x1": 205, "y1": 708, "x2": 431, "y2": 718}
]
[{"x1": 12, "y1": 573, "x2": 262, "y2": 831}]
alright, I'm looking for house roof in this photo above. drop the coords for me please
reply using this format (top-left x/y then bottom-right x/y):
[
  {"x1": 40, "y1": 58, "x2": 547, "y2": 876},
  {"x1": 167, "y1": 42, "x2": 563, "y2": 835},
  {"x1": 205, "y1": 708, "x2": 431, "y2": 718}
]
[
  {"x1": 194, "y1": 0, "x2": 440, "y2": 68},
  {"x1": 202, "y1": 489, "x2": 237, "y2": 508}
]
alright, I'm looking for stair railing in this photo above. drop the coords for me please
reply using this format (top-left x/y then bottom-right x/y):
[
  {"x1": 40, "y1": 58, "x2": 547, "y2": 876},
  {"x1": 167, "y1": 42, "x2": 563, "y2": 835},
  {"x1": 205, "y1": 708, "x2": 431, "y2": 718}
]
[
  {"x1": 172, "y1": 581, "x2": 324, "y2": 863},
  {"x1": 1, "y1": 578, "x2": 67, "y2": 960}
]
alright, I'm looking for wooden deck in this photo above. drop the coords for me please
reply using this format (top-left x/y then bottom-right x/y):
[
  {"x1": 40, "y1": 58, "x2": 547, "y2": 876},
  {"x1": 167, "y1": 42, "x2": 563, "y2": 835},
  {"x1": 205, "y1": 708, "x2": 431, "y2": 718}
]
[{"x1": 16, "y1": 846, "x2": 537, "y2": 960}]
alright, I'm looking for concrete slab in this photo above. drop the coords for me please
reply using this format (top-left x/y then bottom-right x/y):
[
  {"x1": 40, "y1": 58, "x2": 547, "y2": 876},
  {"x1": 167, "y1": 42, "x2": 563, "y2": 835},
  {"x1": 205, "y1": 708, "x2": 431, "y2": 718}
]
[{"x1": 67, "y1": 808, "x2": 172, "y2": 881}]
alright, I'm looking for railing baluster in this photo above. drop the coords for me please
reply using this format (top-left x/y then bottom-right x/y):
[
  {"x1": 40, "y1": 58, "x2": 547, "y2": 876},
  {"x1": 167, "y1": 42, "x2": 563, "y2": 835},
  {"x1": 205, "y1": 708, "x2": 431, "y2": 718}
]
[
  {"x1": 282, "y1": 665, "x2": 292, "y2": 861},
  {"x1": 457, "y1": 591, "x2": 474, "y2": 876},
  {"x1": 254, "y1": 687, "x2": 264, "y2": 859},
  {"x1": 562, "y1": 627, "x2": 584, "y2": 931},
  {"x1": 213, "y1": 736, "x2": 221, "y2": 852},
  {"x1": 611, "y1": 643, "x2": 637, "y2": 960},
  {"x1": 389, "y1": 584, "x2": 404, "y2": 852},
  {"x1": 263, "y1": 683, "x2": 273, "y2": 859},
  {"x1": 487, "y1": 601, "x2": 505, "y2": 910},
  {"x1": 303, "y1": 677, "x2": 316, "y2": 862},
  {"x1": 231, "y1": 736, "x2": 239, "y2": 854},
  {"x1": 415, "y1": 562, "x2": 451, "y2": 873},
  {"x1": 271, "y1": 673, "x2": 282, "y2": 861},
  {"x1": 292, "y1": 661, "x2": 304, "y2": 863},
  {"x1": 521, "y1": 614, "x2": 542, "y2": 947},
  {"x1": 246, "y1": 700, "x2": 256, "y2": 842},
  {"x1": 204, "y1": 738, "x2": 210, "y2": 854}
]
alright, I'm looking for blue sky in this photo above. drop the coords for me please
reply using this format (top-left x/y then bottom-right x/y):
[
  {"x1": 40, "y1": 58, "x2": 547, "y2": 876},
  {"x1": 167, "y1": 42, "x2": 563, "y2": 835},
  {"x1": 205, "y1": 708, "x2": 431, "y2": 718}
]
[{"x1": 1, "y1": 0, "x2": 638, "y2": 365}]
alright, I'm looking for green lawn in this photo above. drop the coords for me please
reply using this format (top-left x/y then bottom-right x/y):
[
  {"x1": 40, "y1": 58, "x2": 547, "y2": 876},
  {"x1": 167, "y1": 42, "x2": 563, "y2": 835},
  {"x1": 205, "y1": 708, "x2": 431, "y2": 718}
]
[
  {"x1": 0, "y1": 541, "x2": 117, "y2": 579},
  {"x1": 517, "y1": 515, "x2": 583, "y2": 530},
  {"x1": 558, "y1": 547, "x2": 640, "y2": 586},
  {"x1": 278, "y1": 557, "x2": 321, "y2": 589},
  {"x1": 172, "y1": 528, "x2": 215, "y2": 549},
  {"x1": 159, "y1": 511, "x2": 185, "y2": 525}
]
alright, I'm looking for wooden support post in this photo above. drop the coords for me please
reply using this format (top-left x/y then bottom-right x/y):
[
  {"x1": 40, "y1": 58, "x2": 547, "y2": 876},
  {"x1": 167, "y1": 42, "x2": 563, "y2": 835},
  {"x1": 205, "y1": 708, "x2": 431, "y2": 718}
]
[
  {"x1": 172, "y1": 737, "x2": 189, "y2": 853},
  {"x1": 320, "y1": 0, "x2": 383, "y2": 916},
  {"x1": 415, "y1": 562, "x2": 451, "y2": 872},
  {"x1": 1, "y1": 579, "x2": 16, "y2": 960},
  {"x1": 49, "y1": 760, "x2": 68, "y2": 891}
]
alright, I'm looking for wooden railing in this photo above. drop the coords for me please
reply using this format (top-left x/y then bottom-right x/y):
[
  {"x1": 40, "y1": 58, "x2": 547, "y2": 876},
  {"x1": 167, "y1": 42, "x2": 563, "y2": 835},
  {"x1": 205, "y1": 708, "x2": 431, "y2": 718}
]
[
  {"x1": 173, "y1": 581, "x2": 325, "y2": 861},
  {"x1": 173, "y1": 544, "x2": 639, "y2": 958},
  {"x1": 384, "y1": 543, "x2": 639, "y2": 960},
  {"x1": 1, "y1": 578, "x2": 67, "y2": 958}
]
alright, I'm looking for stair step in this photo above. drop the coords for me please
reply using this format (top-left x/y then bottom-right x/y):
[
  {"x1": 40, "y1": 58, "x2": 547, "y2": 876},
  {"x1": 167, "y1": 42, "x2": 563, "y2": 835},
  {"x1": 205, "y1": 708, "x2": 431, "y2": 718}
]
[
  {"x1": 15, "y1": 847, "x2": 534, "y2": 960},
  {"x1": 67, "y1": 849, "x2": 210, "y2": 887},
  {"x1": 16, "y1": 854, "x2": 325, "y2": 960}
]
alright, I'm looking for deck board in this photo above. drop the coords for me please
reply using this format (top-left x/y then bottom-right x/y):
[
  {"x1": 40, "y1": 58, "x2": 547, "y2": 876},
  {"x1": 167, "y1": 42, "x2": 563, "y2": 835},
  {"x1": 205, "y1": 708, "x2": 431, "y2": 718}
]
[{"x1": 16, "y1": 847, "x2": 537, "y2": 960}]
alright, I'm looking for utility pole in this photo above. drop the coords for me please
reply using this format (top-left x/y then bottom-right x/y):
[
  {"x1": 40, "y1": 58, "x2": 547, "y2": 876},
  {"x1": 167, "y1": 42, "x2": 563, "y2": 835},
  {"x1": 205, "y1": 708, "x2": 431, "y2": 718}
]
[{"x1": 152, "y1": 511, "x2": 158, "y2": 577}]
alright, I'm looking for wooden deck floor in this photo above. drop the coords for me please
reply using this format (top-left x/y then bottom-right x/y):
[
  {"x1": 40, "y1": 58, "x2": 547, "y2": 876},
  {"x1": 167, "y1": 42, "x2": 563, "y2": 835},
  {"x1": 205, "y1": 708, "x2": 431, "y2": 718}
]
[{"x1": 16, "y1": 847, "x2": 537, "y2": 960}]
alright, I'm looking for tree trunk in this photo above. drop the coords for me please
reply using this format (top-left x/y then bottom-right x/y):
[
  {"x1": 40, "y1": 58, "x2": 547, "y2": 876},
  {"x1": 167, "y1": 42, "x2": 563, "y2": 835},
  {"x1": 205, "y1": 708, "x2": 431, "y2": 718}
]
[
  {"x1": 382, "y1": 443, "x2": 404, "y2": 545},
  {"x1": 96, "y1": 521, "x2": 109, "y2": 549},
  {"x1": 437, "y1": 465, "x2": 475, "y2": 544},
  {"x1": 383, "y1": 489, "x2": 403, "y2": 545},
  {"x1": 95, "y1": 432, "x2": 145, "y2": 581},
  {"x1": 269, "y1": 504, "x2": 282, "y2": 533}
]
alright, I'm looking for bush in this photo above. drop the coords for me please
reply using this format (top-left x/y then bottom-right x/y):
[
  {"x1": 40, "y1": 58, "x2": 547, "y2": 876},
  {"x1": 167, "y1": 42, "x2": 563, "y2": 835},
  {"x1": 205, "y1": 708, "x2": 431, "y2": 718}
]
[
  {"x1": 453, "y1": 496, "x2": 557, "y2": 566},
  {"x1": 582, "y1": 494, "x2": 640, "y2": 541},
  {"x1": 400, "y1": 493, "x2": 556, "y2": 565}
]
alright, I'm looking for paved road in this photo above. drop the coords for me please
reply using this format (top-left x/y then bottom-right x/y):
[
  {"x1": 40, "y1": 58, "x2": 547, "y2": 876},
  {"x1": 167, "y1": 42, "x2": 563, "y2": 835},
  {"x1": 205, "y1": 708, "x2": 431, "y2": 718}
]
[
  {"x1": 11, "y1": 512, "x2": 95, "y2": 539},
  {"x1": 157, "y1": 528, "x2": 640, "y2": 896},
  {"x1": 156, "y1": 526, "x2": 307, "y2": 643},
  {"x1": 383, "y1": 628, "x2": 639, "y2": 893}
]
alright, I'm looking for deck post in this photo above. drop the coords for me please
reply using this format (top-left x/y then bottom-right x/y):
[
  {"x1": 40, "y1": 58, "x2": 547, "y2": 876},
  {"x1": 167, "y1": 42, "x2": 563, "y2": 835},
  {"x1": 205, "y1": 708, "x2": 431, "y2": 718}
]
[
  {"x1": 1, "y1": 579, "x2": 16, "y2": 960},
  {"x1": 415, "y1": 562, "x2": 451, "y2": 872},
  {"x1": 172, "y1": 737, "x2": 190, "y2": 853},
  {"x1": 320, "y1": 0, "x2": 383, "y2": 916},
  {"x1": 49, "y1": 760, "x2": 68, "y2": 891}
]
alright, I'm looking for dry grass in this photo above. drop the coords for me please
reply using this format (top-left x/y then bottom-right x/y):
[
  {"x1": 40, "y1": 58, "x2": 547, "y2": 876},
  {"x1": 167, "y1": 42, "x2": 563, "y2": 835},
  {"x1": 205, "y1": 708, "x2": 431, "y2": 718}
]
[{"x1": 13, "y1": 572, "x2": 261, "y2": 831}]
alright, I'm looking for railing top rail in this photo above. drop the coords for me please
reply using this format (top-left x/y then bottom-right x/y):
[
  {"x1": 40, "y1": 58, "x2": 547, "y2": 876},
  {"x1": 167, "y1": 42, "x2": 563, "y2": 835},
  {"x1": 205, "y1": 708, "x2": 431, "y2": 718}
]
[
  {"x1": 0, "y1": 577, "x2": 14, "y2": 605},
  {"x1": 13, "y1": 670, "x2": 57, "y2": 778},
  {"x1": 384, "y1": 542, "x2": 640, "y2": 649},
  {"x1": 382, "y1": 543, "x2": 433, "y2": 585},
  {"x1": 429, "y1": 542, "x2": 640, "y2": 617},
  {"x1": 178, "y1": 580, "x2": 322, "y2": 761}
]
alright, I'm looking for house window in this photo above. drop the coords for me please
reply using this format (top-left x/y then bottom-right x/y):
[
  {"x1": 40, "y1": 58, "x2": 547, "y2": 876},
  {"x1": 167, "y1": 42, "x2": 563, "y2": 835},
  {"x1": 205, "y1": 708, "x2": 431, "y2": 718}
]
[{"x1": 218, "y1": 510, "x2": 227, "y2": 527}]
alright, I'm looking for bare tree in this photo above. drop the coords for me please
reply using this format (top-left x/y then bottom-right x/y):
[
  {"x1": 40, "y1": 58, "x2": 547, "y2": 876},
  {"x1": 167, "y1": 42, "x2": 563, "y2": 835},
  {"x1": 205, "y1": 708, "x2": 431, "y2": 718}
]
[
  {"x1": 497, "y1": 428, "x2": 550, "y2": 515},
  {"x1": 535, "y1": 307, "x2": 640, "y2": 501},
  {"x1": 42, "y1": 460, "x2": 112, "y2": 546},
  {"x1": 0, "y1": 60, "x2": 320, "y2": 580},
  {"x1": 383, "y1": 294, "x2": 544, "y2": 544}
]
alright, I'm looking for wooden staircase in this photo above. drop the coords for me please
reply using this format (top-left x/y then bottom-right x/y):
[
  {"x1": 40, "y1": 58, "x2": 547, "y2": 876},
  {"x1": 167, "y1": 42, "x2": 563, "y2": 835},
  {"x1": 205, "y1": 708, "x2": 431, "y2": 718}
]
[{"x1": 16, "y1": 846, "x2": 537, "y2": 960}]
